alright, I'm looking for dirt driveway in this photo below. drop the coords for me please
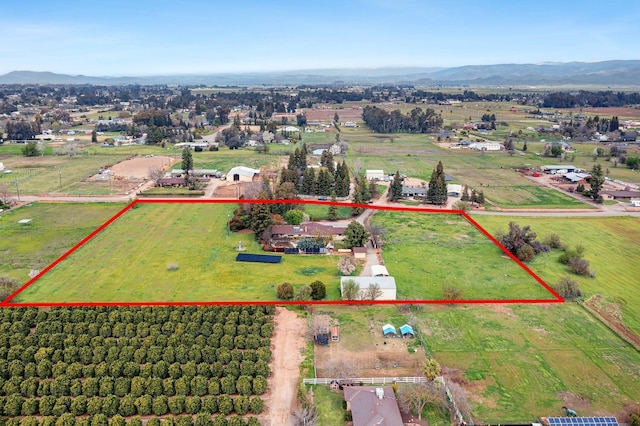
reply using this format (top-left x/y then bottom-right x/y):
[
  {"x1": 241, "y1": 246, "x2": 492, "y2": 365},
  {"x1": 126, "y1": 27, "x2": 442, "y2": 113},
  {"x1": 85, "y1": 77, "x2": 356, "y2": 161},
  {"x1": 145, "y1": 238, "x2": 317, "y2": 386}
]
[{"x1": 262, "y1": 307, "x2": 307, "y2": 426}]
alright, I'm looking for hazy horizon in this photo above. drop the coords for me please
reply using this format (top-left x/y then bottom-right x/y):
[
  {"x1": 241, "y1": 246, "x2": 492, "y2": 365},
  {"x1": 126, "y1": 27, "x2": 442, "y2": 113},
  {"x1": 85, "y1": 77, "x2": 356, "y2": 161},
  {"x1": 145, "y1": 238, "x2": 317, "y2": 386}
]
[{"x1": 3, "y1": 0, "x2": 639, "y2": 76}]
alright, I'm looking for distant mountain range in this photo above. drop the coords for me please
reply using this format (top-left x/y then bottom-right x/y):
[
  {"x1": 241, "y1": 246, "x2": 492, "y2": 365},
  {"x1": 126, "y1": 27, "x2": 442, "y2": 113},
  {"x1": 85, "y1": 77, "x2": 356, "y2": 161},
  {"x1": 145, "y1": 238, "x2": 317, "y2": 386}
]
[{"x1": 1, "y1": 60, "x2": 640, "y2": 86}]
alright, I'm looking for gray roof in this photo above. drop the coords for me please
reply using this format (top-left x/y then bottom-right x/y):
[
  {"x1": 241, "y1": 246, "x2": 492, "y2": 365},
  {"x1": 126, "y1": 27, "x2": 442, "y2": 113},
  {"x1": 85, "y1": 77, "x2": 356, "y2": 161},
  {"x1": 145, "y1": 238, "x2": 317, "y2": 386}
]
[
  {"x1": 340, "y1": 276, "x2": 396, "y2": 290},
  {"x1": 343, "y1": 386, "x2": 403, "y2": 426},
  {"x1": 544, "y1": 165, "x2": 576, "y2": 170},
  {"x1": 564, "y1": 172, "x2": 591, "y2": 182}
]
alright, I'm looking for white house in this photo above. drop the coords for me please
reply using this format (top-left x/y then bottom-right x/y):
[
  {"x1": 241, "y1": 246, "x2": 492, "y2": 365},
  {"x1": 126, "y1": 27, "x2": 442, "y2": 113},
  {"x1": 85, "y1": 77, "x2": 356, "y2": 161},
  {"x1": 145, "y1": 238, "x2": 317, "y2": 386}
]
[
  {"x1": 468, "y1": 142, "x2": 502, "y2": 151},
  {"x1": 340, "y1": 276, "x2": 397, "y2": 300},
  {"x1": 226, "y1": 166, "x2": 260, "y2": 182},
  {"x1": 365, "y1": 170, "x2": 385, "y2": 181},
  {"x1": 447, "y1": 184, "x2": 462, "y2": 197}
]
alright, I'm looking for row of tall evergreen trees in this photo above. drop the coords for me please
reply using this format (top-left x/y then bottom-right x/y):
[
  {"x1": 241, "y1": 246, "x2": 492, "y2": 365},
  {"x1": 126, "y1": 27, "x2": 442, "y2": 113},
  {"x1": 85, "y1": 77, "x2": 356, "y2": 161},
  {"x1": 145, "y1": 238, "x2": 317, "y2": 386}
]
[{"x1": 278, "y1": 144, "x2": 350, "y2": 197}]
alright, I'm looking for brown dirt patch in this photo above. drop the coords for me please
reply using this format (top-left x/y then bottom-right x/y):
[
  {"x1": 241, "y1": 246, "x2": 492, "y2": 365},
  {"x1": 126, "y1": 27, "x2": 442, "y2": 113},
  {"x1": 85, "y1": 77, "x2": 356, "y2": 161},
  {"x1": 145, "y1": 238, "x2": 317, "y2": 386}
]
[
  {"x1": 303, "y1": 106, "x2": 363, "y2": 122},
  {"x1": 261, "y1": 307, "x2": 307, "y2": 426},
  {"x1": 105, "y1": 155, "x2": 177, "y2": 179},
  {"x1": 314, "y1": 315, "x2": 425, "y2": 378}
]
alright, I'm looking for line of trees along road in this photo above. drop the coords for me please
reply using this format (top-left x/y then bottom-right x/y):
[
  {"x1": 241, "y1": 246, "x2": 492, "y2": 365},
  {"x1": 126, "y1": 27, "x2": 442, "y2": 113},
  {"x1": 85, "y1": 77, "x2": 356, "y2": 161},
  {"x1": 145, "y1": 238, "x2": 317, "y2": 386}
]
[{"x1": 0, "y1": 306, "x2": 273, "y2": 426}]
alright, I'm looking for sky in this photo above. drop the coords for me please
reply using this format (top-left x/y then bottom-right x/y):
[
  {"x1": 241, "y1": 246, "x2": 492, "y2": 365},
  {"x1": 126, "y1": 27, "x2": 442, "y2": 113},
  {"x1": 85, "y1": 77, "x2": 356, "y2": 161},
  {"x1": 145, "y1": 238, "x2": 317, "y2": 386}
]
[{"x1": 2, "y1": 0, "x2": 639, "y2": 76}]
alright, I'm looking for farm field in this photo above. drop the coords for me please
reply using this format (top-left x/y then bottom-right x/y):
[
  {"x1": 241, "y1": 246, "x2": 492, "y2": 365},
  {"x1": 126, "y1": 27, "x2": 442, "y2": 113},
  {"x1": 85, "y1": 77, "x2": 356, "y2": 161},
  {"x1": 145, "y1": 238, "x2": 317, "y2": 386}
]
[
  {"x1": 371, "y1": 211, "x2": 556, "y2": 301},
  {"x1": 473, "y1": 215, "x2": 640, "y2": 335},
  {"x1": 333, "y1": 130, "x2": 597, "y2": 209},
  {"x1": 0, "y1": 202, "x2": 127, "y2": 283},
  {"x1": 0, "y1": 145, "x2": 168, "y2": 195},
  {"x1": 10, "y1": 202, "x2": 563, "y2": 304},
  {"x1": 10, "y1": 202, "x2": 345, "y2": 303},
  {"x1": 416, "y1": 303, "x2": 640, "y2": 423}
]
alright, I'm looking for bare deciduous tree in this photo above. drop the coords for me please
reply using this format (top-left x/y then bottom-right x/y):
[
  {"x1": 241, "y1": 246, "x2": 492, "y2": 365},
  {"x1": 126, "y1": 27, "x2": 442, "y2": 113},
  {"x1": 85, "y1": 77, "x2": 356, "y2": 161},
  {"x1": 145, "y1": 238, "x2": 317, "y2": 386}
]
[
  {"x1": 292, "y1": 405, "x2": 319, "y2": 426},
  {"x1": 398, "y1": 381, "x2": 447, "y2": 421},
  {"x1": 148, "y1": 166, "x2": 165, "y2": 185},
  {"x1": 325, "y1": 358, "x2": 359, "y2": 381},
  {"x1": 0, "y1": 183, "x2": 14, "y2": 207},
  {"x1": 242, "y1": 182, "x2": 263, "y2": 200},
  {"x1": 446, "y1": 380, "x2": 473, "y2": 425},
  {"x1": 364, "y1": 283, "x2": 383, "y2": 300},
  {"x1": 353, "y1": 158, "x2": 364, "y2": 177}
]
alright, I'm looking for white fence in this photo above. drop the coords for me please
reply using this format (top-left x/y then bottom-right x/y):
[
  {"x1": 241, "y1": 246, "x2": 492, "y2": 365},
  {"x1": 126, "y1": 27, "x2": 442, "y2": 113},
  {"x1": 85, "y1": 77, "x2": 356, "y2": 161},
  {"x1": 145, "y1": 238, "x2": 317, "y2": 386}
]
[{"x1": 303, "y1": 376, "x2": 428, "y2": 385}]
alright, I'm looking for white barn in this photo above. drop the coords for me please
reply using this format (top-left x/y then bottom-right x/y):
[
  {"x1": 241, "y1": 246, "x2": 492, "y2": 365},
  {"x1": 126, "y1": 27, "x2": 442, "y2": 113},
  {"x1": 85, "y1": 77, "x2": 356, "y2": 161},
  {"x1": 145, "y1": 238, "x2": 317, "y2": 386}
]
[
  {"x1": 340, "y1": 276, "x2": 396, "y2": 300},
  {"x1": 226, "y1": 166, "x2": 260, "y2": 182},
  {"x1": 365, "y1": 170, "x2": 385, "y2": 181}
]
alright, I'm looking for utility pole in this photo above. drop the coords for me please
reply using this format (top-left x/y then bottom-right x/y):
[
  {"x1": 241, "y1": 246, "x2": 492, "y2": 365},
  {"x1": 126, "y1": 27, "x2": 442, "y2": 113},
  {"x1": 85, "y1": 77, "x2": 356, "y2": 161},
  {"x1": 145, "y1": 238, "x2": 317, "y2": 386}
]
[{"x1": 58, "y1": 168, "x2": 62, "y2": 188}]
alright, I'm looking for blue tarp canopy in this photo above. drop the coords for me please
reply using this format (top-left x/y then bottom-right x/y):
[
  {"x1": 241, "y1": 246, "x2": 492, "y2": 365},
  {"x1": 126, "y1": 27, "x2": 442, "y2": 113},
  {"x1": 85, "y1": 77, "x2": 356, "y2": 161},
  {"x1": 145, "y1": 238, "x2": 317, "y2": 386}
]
[
  {"x1": 382, "y1": 324, "x2": 397, "y2": 336},
  {"x1": 400, "y1": 324, "x2": 414, "y2": 336},
  {"x1": 236, "y1": 253, "x2": 282, "y2": 264}
]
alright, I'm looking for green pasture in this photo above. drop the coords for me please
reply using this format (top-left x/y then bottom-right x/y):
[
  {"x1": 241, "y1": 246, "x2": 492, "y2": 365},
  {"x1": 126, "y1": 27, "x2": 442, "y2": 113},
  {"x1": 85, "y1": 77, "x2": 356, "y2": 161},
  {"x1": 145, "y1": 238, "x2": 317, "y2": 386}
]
[
  {"x1": 12, "y1": 202, "x2": 345, "y2": 303},
  {"x1": 338, "y1": 133, "x2": 595, "y2": 209},
  {"x1": 172, "y1": 148, "x2": 279, "y2": 174},
  {"x1": 0, "y1": 202, "x2": 127, "y2": 283},
  {"x1": 371, "y1": 211, "x2": 555, "y2": 300},
  {"x1": 417, "y1": 304, "x2": 640, "y2": 423},
  {"x1": 473, "y1": 215, "x2": 640, "y2": 335},
  {"x1": 303, "y1": 203, "x2": 352, "y2": 221}
]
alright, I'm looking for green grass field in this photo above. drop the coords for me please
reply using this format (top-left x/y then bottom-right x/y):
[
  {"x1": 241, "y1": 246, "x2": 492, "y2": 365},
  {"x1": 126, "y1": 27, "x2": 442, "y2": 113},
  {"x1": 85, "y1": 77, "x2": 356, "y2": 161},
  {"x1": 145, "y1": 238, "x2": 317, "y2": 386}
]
[
  {"x1": 417, "y1": 304, "x2": 640, "y2": 423},
  {"x1": 0, "y1": 202, "x2": 127, "y2": 283},
  {"x1": 337, "y1": 131, "x2": 597, "y2": 209},
  {"x1": 12, "y1": 203, "x2": 563, "y2": 303},
  {"x1": 12, "y1": 202, "x2": 346, "y2": 303},
  {"x1": 371, "y1": 211, "x2": 556, "y2": 300},
  {"x1": 473, "y1": 215, "x2": 640, "y2": 335}
]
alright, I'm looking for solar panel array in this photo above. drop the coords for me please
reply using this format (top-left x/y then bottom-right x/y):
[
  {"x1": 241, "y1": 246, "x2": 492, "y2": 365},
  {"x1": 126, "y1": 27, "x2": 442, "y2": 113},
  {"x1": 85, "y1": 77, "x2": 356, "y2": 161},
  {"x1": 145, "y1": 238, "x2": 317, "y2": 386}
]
[
  {"x1": 546, "y1": 417, "x2": 619, "y2": 426},
  {"x1": 235, "y1": 253, "x2": 282, "y2": 263}
]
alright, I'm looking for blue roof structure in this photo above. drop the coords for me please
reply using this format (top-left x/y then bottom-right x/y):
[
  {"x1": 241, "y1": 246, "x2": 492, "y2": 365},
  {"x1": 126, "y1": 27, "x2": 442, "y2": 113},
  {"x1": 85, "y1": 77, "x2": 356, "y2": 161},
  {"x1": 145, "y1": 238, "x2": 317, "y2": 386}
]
[
  {"x1": 400, "y1": 324, "x2": 414, "y2": 336},
  {"x1": 546, "y1": 417, "x2": 619, "y2": 426},
  {"x1": 382, "y1": 324, "x2": 397, "y2": 336},
  {"x1": 235, "y1": 253, "x2": 282, "y2": 264}
]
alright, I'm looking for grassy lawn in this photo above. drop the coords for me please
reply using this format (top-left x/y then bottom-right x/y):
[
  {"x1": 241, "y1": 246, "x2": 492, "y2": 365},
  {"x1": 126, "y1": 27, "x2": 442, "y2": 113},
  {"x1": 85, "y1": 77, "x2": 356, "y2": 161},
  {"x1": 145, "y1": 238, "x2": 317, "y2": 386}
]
[
  {"x1": 0, "y1": 202, "x2": 128, "y2": 283},
  {"x1": 311, "y1": 385, "x2": 346, "y2": 426},
  {"x1": 416, "y1": 304, "x2": 640, "y2": 423},
  {"x1": 371, "y1": 211, "x2": 555, "y2": 300},
  {"x1": 303, "y1": 203, "x2": 353, "y2": 221},
  {"x1": 473, "y1": 215, "x2": 640, "y2": 335},
  {"x1": 12, "y1": 202, "x2": 345, "y2": 303}
]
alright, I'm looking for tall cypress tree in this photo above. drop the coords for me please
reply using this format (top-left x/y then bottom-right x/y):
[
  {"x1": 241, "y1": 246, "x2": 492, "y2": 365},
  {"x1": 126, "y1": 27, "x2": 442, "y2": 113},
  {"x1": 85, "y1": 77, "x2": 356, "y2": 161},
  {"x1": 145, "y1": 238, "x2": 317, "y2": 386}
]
[
  {"x1": 250, "y1": 193, "x2": 272, "y2": 241},
  {"x1": 181, "y1": 147, "x2": 193, "y2": 186},
  {"x1": 328, "y1": 192, "x2": 339, "y2": 221},
  {"x1": 301, "y1": 168, "x2": 315, "y2": 195},
  {"x1": 426, "y1": 161, "x2": 447, "y2": 205},
  {"x1": 388, "y1": 171, "x2": 403, "y2": 202}
]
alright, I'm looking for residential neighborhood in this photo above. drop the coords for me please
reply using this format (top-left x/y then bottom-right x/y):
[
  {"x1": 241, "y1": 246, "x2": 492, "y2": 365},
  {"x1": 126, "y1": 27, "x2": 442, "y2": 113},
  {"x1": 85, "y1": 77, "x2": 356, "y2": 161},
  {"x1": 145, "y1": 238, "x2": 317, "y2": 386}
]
[{"x1": 0, "y1": 1, "x2": 639, "y2": 425}]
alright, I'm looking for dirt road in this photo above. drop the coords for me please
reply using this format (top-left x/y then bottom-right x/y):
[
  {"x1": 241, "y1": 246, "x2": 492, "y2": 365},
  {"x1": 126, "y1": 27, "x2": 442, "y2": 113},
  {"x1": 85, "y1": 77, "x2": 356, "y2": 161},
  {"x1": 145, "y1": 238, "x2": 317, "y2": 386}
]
[{"x1": 263, "y1": 307, "x2": 307, "y2": 426}]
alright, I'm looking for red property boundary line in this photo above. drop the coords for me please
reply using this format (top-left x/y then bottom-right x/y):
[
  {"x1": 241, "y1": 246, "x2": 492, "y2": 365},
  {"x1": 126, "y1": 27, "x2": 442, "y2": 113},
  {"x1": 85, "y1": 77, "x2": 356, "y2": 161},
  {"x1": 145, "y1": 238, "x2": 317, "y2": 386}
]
[{"x1": 2, "y1": 198, "x2": 563, "y2": 307}]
